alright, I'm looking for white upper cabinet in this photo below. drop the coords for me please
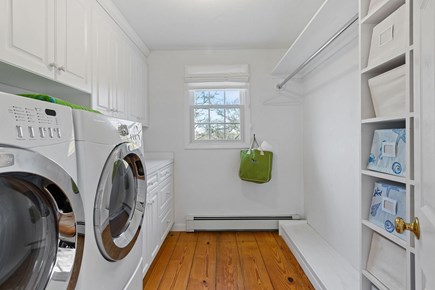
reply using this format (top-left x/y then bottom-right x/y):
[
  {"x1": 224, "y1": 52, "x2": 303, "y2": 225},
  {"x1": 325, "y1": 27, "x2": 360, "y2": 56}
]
[
  {"x1": 128, "y1": 45, "x2": 148, "y2": 126},
  {"x1": 91, "y1": 1, "x2": 148, "y2": 123},
  {"x1": 91, "y1": 3, "x2": 128, "y2": 118},
  {"x1": 0, "y1": 0, "x2": 91, "y2": 92},
  {"x1": 55, "y1": 0, "x2": 91, "y2": 92},
  {"x1": 91, "y1": 3, "x2": 116, "y2": 114}
]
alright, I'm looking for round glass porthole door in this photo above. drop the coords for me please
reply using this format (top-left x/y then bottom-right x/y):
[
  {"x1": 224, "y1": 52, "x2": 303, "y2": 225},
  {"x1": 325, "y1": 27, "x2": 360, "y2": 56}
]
[
  {"x1": 0, "y1": 147, "x2": 85, "y2": 290},
  {"x1": 94, "y1": 143, "x2": 146, "y2": 261}
]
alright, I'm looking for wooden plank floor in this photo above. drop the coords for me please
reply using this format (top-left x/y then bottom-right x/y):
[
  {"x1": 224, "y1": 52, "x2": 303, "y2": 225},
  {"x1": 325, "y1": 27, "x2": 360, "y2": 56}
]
[{"x1": 143, "y1": 231, "x2": 314, "y2": 290}]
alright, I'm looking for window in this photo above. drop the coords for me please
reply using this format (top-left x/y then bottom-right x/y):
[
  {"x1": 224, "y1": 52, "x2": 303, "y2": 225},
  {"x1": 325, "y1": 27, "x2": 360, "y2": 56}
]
[{"x1": 185, "y1": 65, "x2": 250, "y2": 149}]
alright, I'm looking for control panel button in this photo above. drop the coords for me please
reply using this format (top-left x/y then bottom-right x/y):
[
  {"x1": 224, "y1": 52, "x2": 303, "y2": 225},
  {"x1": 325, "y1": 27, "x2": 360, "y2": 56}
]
[
  {"x1": 28, "y1": 126, "x2": 35, "y2": 138},
  {"x1": 48, "y1": 127, "x2": 54, "y2": 138},
  {"x1": 16, "y1": 125, "x2": 23, "y2": 138},
  {"x1": 56, "y1": 128, "x2": 61, "y2": 138},
  {"x1": 39, "y1": 127, "x2": 45, "y2": 138}
]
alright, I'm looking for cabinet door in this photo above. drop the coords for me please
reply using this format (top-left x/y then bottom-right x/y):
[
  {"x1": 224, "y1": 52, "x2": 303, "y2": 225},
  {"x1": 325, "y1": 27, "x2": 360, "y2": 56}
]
[
  {"x1": 0, "y1": 0, "x2": 54, "y2": 79},
  {"x1": 112, "y1": 32, "x2": 129, "y2": 119},
  {"x1": 142, "y1": 198, "x2": 153, "y2": 274},
  {"x1": 55, "y1": 0, "x2": 91, "y2": 92},
  {"x1": 128, "y1": 46, "x2": 148, "y2": 124},
  {"x1": 91, "y1": 4, "x2": 116, "y2": 114},
  {"x1": 149, "y1": 193, "x2": 159, "y2": 260}
]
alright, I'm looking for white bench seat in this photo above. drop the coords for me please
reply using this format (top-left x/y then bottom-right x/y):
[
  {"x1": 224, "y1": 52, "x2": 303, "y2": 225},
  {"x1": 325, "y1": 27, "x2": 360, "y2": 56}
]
[{"x1": 279, "y1": 221, "x2": 359, "y2": 290}]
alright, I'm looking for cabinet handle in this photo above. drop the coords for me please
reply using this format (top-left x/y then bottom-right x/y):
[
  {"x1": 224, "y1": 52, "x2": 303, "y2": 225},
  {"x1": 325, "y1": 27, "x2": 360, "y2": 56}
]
[
  {"x1": 395, "y1": 217, "x2": 420, "y2": 239},
  {"x1": 58, "y1": 65, "x2": 66, "y2": 72}
]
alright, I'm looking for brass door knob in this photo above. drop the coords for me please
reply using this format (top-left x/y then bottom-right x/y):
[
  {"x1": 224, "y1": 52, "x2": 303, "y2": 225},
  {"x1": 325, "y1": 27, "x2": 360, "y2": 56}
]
[{"x1": 395, "y1": 217, "x2": 420, "y2": 240}]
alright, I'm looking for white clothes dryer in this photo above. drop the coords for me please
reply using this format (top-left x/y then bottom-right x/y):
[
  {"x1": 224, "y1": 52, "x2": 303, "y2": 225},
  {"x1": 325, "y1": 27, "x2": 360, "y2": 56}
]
[
  {"x1": 0, "y1": 92, "x2": 85, "y2": 290},
  {"x1": 73, "y1": 110, "x2": 146, "y2": 290}
]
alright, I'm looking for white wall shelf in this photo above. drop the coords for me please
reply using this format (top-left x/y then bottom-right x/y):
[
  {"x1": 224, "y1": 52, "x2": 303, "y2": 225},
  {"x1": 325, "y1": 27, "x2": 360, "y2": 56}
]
[
  {"x1": 361, "y1": 52, "x2": 406, "y2": 75},
  {"x1": 360, "y1": 0, "x2": 416, "y2": 289},
  {"x1": 361, "y1": 220, "x2": 408, "y2": 249},
  {"x1": 361, "y1": 0, "x2": 405, "y2": 24},
  {"x1": 362, "y1": 270, "x2": 390, "y2": 290},
  {"x1": 272, "y1": 0, "x2": 357, "y2": 76},
  {"x1": 361, "y1": 115, "x2": 407, "y2": 124},
  {"x1": 361, "y1": 169, "x2": 407, "y2": 184}
]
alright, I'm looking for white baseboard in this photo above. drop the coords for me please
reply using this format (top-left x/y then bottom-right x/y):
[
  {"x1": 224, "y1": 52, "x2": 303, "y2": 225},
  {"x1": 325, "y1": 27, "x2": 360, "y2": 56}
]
[
  {"x1": 186, "y1": 215, "x2": 300, "y2": 232},
  {"x1": 171, "y1": 223, "x2": 186, "y2": 232}
]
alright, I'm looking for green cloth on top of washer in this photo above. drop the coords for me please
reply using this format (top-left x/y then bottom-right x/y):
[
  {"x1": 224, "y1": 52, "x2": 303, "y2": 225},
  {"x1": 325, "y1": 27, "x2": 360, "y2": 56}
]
[{"x1": 17, "y1": 93, "x2": 101, "y2": 114}]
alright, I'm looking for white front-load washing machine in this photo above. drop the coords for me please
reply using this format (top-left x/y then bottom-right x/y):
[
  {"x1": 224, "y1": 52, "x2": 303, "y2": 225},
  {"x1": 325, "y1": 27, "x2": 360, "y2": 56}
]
[
  {"x1": 73, "y1": 110, "x2": 146, "y2": 290},
  {"x1": 0, "y1": 92, "x2": 85, "y2": 290}
]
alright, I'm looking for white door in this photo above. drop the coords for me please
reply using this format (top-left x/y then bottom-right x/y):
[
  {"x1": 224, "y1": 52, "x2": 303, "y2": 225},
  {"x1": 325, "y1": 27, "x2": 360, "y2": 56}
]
[
  {"x1": 55, "y1": 0, "x2": 91, "y2": 92},
  {"x1": 0, "y1": 0, "x2": 54, "y2": 78},
  {"x1": 415, "y1": 0, "x2": 435, "y2": 289}
]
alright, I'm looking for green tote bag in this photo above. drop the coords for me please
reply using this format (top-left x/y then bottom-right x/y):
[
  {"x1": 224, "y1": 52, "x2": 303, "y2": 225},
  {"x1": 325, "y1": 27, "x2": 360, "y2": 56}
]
[{"x1": 239, "y1": 137, "x2": 273, "y2": 184}]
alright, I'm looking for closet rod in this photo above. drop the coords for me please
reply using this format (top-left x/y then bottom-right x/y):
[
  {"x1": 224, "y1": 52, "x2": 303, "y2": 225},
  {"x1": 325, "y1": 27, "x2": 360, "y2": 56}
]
[{"x1": 276, "y1": 14, "x2": 359, "y2": 90}]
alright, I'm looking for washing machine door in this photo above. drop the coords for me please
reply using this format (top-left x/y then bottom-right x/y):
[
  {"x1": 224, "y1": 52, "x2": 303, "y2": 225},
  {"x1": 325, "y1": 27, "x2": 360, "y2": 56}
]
[
  {"x1": 0, "y1": 146, "x2": 85, "y2": 290},
  {"x1": 94, "y1": 142, "x2": 146, "y2": 261}
]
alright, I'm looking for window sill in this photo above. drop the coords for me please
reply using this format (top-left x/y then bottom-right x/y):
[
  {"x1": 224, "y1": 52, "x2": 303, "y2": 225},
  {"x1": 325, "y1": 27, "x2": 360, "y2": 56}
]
[{"x1": 185, "y1": 141, "x2": 249, "y2": 150}]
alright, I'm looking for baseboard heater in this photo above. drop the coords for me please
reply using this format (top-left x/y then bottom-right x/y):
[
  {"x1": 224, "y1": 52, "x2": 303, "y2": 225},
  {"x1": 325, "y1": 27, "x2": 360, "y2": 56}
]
[{"x1": 185, "y1": 214, "x2": 301, "y2": 232}]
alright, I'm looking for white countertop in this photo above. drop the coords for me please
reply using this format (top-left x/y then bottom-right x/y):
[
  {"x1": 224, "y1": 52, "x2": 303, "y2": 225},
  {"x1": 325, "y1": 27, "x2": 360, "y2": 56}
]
[{"x1": 145, "y1": 158, "x2": 173, "y2": 175}]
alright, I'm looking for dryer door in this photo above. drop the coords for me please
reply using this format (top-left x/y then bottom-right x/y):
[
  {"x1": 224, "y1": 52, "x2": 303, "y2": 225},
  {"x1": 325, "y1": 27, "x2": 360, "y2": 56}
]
[
  {"x1": 94, "y1": 142, "x2": 146, "y2": 261},
  {"x1": 0, "y1": 146, "x2": 85, "y2": 290}
]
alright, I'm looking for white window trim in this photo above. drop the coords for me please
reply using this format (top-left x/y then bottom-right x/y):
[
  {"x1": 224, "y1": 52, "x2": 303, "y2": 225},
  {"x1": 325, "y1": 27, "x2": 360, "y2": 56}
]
[{"x1": 184, "y1": 87, "x2": 251, "y2": 150}]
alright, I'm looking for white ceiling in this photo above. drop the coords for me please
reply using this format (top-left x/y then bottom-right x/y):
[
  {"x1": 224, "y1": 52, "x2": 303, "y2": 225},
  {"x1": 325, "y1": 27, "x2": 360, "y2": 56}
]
[{"x1": 111, "y1": 0, "x2": 325, "y2": 51}]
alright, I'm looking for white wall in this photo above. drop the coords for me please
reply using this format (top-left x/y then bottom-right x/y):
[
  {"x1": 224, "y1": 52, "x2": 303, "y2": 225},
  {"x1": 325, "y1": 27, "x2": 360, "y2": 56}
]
[
  {"x1": 145, "y1": 49, "x2": 304, "y2": 229},
  {"x1": 301, "y1": 36, "x2": 360, "y2": 269}
]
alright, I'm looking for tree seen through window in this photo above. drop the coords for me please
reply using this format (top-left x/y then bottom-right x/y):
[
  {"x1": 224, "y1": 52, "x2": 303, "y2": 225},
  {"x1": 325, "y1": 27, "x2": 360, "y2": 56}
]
[{"x1": 193, "y1": 90, "x2": 242, "y2": 141}]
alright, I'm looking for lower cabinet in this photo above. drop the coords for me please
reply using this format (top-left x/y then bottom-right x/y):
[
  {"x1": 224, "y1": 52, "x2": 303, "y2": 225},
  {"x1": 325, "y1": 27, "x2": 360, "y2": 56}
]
[{"x1": 142, "y1": 161, "x2": 174, "y2": 276}]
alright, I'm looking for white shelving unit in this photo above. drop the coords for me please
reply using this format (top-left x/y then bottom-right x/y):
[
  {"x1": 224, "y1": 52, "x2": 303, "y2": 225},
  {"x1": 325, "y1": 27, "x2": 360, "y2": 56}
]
[{"x1": 359, "y1": 0, "x2": 416, "y2": 289}]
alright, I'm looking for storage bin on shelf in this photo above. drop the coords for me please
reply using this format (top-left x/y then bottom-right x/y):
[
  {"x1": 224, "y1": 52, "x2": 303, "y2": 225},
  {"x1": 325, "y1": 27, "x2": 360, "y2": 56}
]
[
  {"x1": 368, "y1": 182, "x2": 406, "y2": 240},
  {"x1": 367, "y1": 4, "x2": 407, "y2": 67},
  {"x1": 366, "y1": 232, "x2": 406, "y2": 290},
  {"x1": 368, "y1": 65, "x2": 406, "y2": 117},
  {"x1": 367, "y1": 0, "x2": 385, "y2": 15},
  {"x1": 367, "y1": 129, "x2": 406, "y2": 177}
]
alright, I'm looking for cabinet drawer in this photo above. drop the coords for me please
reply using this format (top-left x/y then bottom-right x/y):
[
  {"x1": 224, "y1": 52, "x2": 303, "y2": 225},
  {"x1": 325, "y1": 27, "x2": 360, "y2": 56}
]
[
  {"x1": 158, "y1": 180, "x2": 173, "y2": 217},
  {"x1": 146, "y1": 172, "x2": 158, "y2": 193},
  {"x1": 160, "y1": 208, "x2": 173, "y2": 242},
  {"x1": 159, "y1": 165, "x2": 173, "y2": 182}
]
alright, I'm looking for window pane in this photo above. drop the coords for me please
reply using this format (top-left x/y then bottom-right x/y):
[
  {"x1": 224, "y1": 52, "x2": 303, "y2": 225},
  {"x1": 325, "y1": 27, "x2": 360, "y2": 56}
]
[
  {"x1": 194, "y1": 91, "x2": 209, "y2": 105},
  {"x1": 225, "y1": 91, "x2": 241, "y2": 104},
  {"x1": 210, "y1": 124, "x2": 225, "y2": 140},
  {"x1": 209, "y1": 91, "x2": 225, "y2": 105},
  {"x1": 225, "y1": 108, "x2": 240, "y2": 123},
  {"x1": 194, "y1": 108, "x2": 209, "y2": 123},
  {"x1": 194, "y1": 124, "x2": 209, "y2": 140},
  {"x1": 210, "y1": 108, "x2": 224, "y2": 123},
  {"x1": 226, "y1": 124, "x2": 241, "y2": 140}
]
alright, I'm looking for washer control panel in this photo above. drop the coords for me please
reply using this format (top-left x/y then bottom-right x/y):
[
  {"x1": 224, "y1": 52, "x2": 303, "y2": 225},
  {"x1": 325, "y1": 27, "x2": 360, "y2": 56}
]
[
  {"x1": 9, "y1": 105, "x2": 63, "y2": 141},
  {"x1": 0, "y1": 93, "x2": 74, "y2": 146}
]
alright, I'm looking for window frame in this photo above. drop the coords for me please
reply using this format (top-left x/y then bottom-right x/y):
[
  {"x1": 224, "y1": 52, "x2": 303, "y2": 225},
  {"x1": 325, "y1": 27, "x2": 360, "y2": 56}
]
[{"x1": 185, "y1": 87, "x2": 251, "y2": 149}]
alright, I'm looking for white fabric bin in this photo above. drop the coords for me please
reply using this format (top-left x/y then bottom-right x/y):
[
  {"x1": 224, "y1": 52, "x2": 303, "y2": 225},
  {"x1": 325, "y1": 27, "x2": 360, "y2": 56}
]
[
  {"x1": 366, "y1": 233, "x2": 406, "y2": 290},
  {"x1": 368, "y1": 65, "x2": 406, "y2": 117},
  {"x1": 367, "y1": 0, "x2": 386, "y2": 15},
  {"x1": 367, "y1": 5, "x2": 407, "y2": 67}
]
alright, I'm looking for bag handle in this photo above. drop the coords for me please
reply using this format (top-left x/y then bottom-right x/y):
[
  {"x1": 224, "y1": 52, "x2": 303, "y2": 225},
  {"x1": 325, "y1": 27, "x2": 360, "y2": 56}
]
[{"x1": 247, "y1": 134, "x2": 264, "y2": 155}]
